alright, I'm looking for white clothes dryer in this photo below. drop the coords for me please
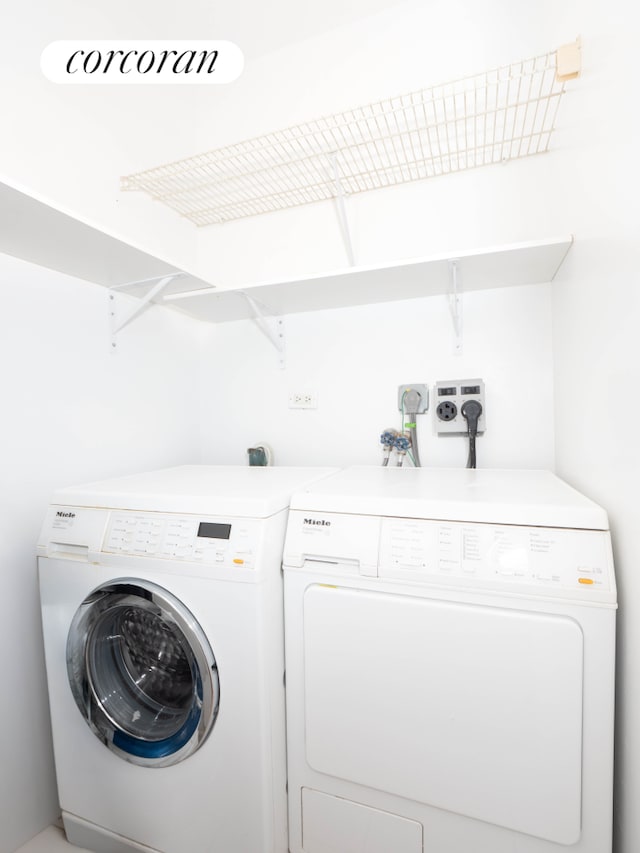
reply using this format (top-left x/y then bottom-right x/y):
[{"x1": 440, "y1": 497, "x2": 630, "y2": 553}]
[
  {"x1": 38, "y1": 465, "x2": 336, "y2": 853},
  {"x1": 282, "y1": 467, "x2": 616, "y2": 853}
]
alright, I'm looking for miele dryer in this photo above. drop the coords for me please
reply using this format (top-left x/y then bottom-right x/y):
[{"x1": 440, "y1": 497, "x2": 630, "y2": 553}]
[
  {"x1": 282, "y1": 466, "x2": 616, "y2": 853},
  {"x1": 38, "y1": 465, "x2": 336, "y2": 853}
]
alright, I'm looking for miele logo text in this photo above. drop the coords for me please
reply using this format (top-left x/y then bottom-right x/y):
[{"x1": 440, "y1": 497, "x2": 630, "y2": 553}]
[
  {"x1": 303, "y1": 518, "x2": 331, "y2": 527},
  {"x1": 56, "y1": 511, "x2": 76, "y2": 519}
]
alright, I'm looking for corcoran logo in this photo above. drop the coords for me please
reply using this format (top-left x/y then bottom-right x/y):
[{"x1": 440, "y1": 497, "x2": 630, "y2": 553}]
[
  {"x1": 41, "y1": 40, "x2": 244, "y2": 85},
  {"x1": 303, "y1": 518, "x2": 331, "y2": 527},
  {"x1": 55, "y1": 511, "x2": 76, "y2": 519}
]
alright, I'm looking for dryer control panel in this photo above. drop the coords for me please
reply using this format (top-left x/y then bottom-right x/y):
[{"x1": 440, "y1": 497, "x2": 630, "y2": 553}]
[
  {"x1": 379, "y1": 517, "x2": 615, "y2": 599},
  {"x1": 283, "y1": 510, "x2": 616, "y2": 603},
  {"x1": 104, "y1": 511, "x2": 261, "y2": 568}
]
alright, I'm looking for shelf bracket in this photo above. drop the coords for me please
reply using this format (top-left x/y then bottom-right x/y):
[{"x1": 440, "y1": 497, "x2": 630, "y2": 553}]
[
  {"x1": 448, "y1": 259, "x2": 463, "y2": 355},
  {"x1": 330, "y1": 153, "x2": 355, "y2": 267},
  {"x1": 556, "y1": 37, "x2": 581, "y2": 82},
  {"x1": 109, "y1": 273, "x2": 183, "y2": 350},
  {"x1": 239, "y1": 291, "x2": 286, "y2": 369}
]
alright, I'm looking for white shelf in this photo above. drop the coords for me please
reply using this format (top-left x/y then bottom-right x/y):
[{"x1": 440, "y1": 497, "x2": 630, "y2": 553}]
[
  {"x1": 0, "y1": 178, "x2": 210, "y2": 293},
  {"x1": 0, "y1": 178, "x2": 572, "y2": 334},
  {"x1": 166, "y1": 236, "x2": 573, "y2": 323},
  {"x1": 121, "y1": 45, "x2": 577, "y2": 227}
]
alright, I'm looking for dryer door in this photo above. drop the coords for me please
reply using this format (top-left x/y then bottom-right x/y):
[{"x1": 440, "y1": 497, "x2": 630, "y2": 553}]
[{"x1": 66, "y1": 579, "x2": 220, "y2": 767}]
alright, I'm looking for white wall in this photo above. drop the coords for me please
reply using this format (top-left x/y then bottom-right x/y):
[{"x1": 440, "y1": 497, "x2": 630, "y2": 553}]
[
  {"x1": 542, "y1": 4, "x2": 640, "y2": 852},
  {"x1": 0, "y1": 0, "x2": 408, "y2": 277},
  {"x1": 192, "y1": 0, "x2": 569, "y2": 287},
  {"x1": 189, "y1": 0, "x2": 567, "y2": 475},
  {"x1": 191, "y1": 0, "x2": 561, "y2": 474},
  {"x1": 0, "y1": 0, "x2": 203, "y2": 271},
  {"x1": 199, "y1": 282, "x2": 555, "y2": 469},
  {"x1": 0, "y1": 253, "x2": 204, "y2": 852}
]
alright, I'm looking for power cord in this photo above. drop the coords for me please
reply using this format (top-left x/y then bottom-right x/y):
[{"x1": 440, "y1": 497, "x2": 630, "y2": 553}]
[
  {"x1": 461, "y1": 399, "x2": 482, "y2": 469},
  {"x1": 401, "y1": 389, "x2": 422, "y2": 467}
]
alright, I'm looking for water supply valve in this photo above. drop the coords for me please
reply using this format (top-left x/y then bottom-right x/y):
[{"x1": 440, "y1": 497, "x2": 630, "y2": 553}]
[
  {"x1": 394, "y1": 431, "x2": 412, "y2": 466},
  {"x1": 380, "y1": 428, "x2": 399, "y2": 467}
]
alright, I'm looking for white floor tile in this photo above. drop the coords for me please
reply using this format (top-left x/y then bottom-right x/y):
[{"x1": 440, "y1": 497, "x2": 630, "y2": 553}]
[{"x1": 13, "y1": 825, "x2": 90, "y2": 853}]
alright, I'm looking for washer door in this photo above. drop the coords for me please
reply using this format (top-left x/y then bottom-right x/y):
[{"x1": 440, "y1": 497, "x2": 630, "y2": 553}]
[{"x1": 66, "y1": 579, "x2": 220, "y2": 767}]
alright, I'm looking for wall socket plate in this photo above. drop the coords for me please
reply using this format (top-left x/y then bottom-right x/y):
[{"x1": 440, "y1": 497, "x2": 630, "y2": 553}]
[
  {"x1": 288, "y1": 391, "x2": 318, "y2": 409},
  {"x1": 397, "y1": 384, "x2": 429, "y2": 413},
  {"x1": 434, "y1": 378, "x2": 486, "y2": 434}
]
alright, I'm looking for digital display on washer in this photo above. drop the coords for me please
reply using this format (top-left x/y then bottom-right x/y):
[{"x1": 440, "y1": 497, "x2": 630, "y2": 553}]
[{"x1": 197, "y1": 522, "x2": 232, "y2": 540}]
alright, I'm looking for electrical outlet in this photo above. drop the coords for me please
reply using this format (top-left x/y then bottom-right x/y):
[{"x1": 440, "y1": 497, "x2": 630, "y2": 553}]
[
  {"x1": 397, "y1": 384, "x2": 429, "y2": 413},
  {"x1": 434, "y1": 379, "x2": 485, "y2": 435},
  {"x1": 288, "y1": 391, "x2": 318, "y2": 409}
]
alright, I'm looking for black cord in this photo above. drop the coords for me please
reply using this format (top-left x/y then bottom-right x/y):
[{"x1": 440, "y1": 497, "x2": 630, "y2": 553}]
[
  {"x1": 467, "y1": 432, "x2": 477, "y2": 469},
  {"x1": 461, "y1": 400, "x2": 482, "y2": 469}
]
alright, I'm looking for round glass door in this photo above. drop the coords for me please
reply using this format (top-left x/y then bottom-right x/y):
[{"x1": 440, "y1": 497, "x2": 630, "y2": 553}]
[{"x1": 67, "y1": 579, "x2": 220, "y2": 767}]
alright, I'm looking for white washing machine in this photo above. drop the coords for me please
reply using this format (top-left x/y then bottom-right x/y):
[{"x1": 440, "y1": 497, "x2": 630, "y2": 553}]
[
  {"x1": 282, "y1": 466, "x2": 616, "y2": 853},
  {"x1": 37, "y1": 465, "x2": 336, "y2": 853}
]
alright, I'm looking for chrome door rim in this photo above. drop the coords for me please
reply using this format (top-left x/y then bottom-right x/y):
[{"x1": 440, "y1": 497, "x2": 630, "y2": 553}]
[{"x1": 66, "y1": 579, "x2": 220, "y2": 767}]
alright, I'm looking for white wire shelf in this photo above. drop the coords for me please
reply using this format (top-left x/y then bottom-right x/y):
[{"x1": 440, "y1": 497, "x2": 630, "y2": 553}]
[{"x1": 121, "y1": 43, "x2": 579, "y2": 227}]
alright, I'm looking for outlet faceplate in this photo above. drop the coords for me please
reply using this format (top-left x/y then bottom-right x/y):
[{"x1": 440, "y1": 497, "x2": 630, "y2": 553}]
[
  {"x1": 397, "y1": 384, "x2": 429, "y2": 413},
  {"x1": 288, "y1": 391, "x2": 318, "y2": 409},
  {"x1": 435, "y1": 379, "x2": 485, "y2": 434}
]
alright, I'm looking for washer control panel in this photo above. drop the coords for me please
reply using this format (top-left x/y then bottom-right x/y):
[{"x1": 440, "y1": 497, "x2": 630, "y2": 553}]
[
  {"x1": 379, "y1": 518, "x2": 614, "y2": 595},
  {"x1": 104, "y1": 512, "x2": 261, "y2": 569}
]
